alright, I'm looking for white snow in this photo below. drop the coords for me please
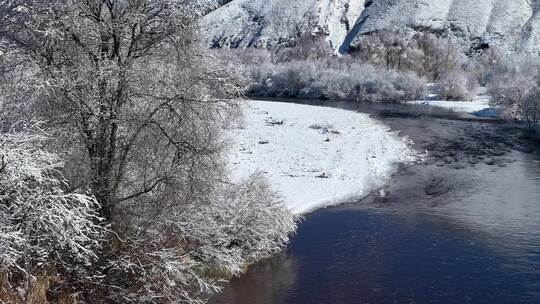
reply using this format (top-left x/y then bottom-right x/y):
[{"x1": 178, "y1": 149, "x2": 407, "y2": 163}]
[
  {"x1": 202, "y1": 0, "x2": 365, "y2": 51},
  {"x1": 316, "y1": 0, "x2": 365, "y2": 50},
  {"x1": 407, "y1": 99, "x2": 492, "y2": 114},
  {"x1": 227, "y1": 100, "x2": 416, "y2": 215},
  {"x1": 408, "y1": 87, "x2": 496, "y2": 115},
  {"x1": 350, "y1": 0, "x2": 536, "y2": 53},
  {"x1": 205, "y1": 0, "x2": 539, "y2": 53}
]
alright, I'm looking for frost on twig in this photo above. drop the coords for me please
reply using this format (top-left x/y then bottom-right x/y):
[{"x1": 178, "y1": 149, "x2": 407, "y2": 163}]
[
  {"x1": 106, "y1": 174, "x2": 297, "y2": 303},
  {"x1": 0, "y1": 125, "x2": 106, "y2": 280}
]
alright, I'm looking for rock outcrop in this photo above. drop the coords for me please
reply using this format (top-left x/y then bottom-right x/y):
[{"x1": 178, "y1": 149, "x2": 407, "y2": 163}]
[{"x1": 202, "y1": 0, "x2": 540, "y2": 54}]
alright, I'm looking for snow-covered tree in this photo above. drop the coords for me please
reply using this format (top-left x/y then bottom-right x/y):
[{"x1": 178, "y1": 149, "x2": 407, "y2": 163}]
[
  {"x1": 1, "y1": 0, "x2": 234, "y2": 219},
  {"x1": 439, "y1": 70, "x2": 472, "y2": 101},
  {"x1": 488, "y1": 55, "x2": 540, "y2": 127},
  {"x1": 0, "y1": 1, "x2": 297, "y2": 302},
  {"x1": 351, "y1": 32, "x2": 470, "y2": 85},
  {"x1": 275, "y1": 32, "x2": 333, "y2": 62}
]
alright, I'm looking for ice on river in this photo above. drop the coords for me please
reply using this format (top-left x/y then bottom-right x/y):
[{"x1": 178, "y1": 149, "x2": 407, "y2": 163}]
[{"x1": 227, "y1": 100, "x2": 416, "y2": 215}]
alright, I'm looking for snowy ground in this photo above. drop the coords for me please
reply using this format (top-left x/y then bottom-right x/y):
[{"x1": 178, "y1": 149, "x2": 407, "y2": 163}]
[
  {"x1": 408, "y1": 87, "x2": 497, "y2": 117},
  {"x1": 408, "y1": 99, "x2": 491, "y2": 114},
  {"x1": 227, "y1": 100, "x2": 416, "y2": 215}
]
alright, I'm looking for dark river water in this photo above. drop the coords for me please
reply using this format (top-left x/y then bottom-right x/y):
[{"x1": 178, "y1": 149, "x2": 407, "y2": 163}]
[{"x1": 211, "y1": 101, "x2": 540, "y2": 304}]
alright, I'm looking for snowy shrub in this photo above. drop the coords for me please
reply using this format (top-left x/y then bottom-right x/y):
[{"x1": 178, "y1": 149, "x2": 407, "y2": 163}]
[
  {"x1": 393, "y1": 71, "x2": 427, "y2": 100},
  {"x1": 244, "y1": 56, "x2": 426, "y2": 102},
  {"x1": 439, "y1": 71, "x2": 472, "y2": 101},
  {"x1": 488, "y1": 55, "x2": 540, "y2": 127},
  {"x1": 105, "y1": 175, "x2": 297, "y2": 303},
  {"x1": 0, "y1": 125, "x2": 105, "y2": 294},
  {"x1": 263, "y1": 61, "x2": 318, "y2": 97},
  {"x1": 221, "y1": 175, "x2": 297, "y2": 261}
]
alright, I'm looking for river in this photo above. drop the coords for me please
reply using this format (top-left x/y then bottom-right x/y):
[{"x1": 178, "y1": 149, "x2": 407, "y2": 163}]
[{"x1": 211, "y1": 100, "x2": 540, "y2": 304}]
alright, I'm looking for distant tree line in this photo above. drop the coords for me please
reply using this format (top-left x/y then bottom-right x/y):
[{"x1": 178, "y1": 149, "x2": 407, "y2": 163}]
[
  {"x1": 216, "y1": 30, "x2": 539, "y2": 128},
  {"x1": 217, "y1": 31, "x2": 498, "y2": 102}
]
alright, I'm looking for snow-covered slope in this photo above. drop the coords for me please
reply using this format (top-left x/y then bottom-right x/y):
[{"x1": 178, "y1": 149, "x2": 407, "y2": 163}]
[
  {"x1": 351, "y1": 0, "x2": 535, "y2": 53},
  {"x1": 202, "y1": 0, "x2": 365, "y2": 50},
  {"x1": 227, "y1": 101, "x2": 415, "y2": 214},
  {"x1": 202, "y1": 0, "x2": 540, "y2": 53}
]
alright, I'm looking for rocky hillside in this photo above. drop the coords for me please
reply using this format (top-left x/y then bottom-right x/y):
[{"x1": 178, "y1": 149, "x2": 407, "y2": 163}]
[{"x1": 202, "y1": 0, "x2": 540, "y2": 54}]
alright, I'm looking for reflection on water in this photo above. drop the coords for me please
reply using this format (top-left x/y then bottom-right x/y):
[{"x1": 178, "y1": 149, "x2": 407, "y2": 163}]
[
  {"x1": 211, "y1": 253, "x2": 298, "y2": 304},
  {"x1": 211, "y1": 101, "x2": 540, "y2": 304},
  {"x1": 214, "y1": 209, "x2": 540, "y2": 304},
  {"x1": 437, "y1": 153, "x2": 540, "y2": 244}
]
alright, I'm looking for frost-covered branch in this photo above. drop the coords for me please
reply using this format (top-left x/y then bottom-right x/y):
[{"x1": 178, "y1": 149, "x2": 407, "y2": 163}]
[
  {"x1": 106, "y1": 174, "x2": 297, "y2": 303},
  {"x1": 0, "y1": 124, "x2": 106, "y2": 292},
  {"x1": 0, "y1": 1, "x2": 296, "y2": 303}
]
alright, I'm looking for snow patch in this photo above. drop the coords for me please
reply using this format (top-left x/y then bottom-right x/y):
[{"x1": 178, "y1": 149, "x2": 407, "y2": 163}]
[
  {"x1": 227, "y1": 101, "x2": 416, "y2": 215},
  {"x1": 408, "y1": 87, "x2": 497, "y2": 116},
  {"x1": 408, "y1": 100, "x2": 492, "y2": 114}
]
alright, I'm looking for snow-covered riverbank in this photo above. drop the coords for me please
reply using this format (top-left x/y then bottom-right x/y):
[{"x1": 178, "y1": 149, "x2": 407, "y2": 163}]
[
  {"x1": 227, "y1": 100, "x2": 416, "y2": 214},
  {"x1": 408, "y1": 87, "x2": 497, "y2": 117},
  {"x1": 408, "y1": 99, "x2": 493, "y2": 115}
]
